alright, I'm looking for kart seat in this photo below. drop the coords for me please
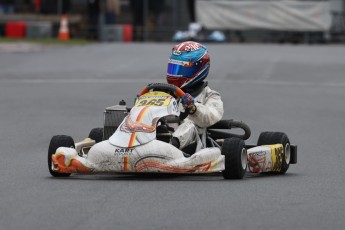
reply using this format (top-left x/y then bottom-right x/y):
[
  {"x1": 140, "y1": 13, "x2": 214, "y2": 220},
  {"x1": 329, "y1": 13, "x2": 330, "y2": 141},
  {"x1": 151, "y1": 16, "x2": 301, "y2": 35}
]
[
  {"x1": 181, "y1": 141, "x2": 197, "y2": 156},
  {"x1": 156, "y1": 125, "x2": 172, "y2": 143}
]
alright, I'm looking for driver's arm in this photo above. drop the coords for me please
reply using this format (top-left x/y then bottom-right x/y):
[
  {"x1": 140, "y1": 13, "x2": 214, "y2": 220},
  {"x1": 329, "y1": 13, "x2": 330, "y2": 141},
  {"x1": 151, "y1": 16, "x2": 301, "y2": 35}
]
[{"x1": 188, "y1": 88, "x2": 224, "y2": 128}]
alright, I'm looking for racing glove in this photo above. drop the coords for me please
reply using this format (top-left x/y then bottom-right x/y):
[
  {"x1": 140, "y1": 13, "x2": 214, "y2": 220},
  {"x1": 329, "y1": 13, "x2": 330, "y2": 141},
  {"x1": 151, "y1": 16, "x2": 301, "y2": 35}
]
[{"x1": 181, "y1": 93, "x2": 197, "y2": 114}]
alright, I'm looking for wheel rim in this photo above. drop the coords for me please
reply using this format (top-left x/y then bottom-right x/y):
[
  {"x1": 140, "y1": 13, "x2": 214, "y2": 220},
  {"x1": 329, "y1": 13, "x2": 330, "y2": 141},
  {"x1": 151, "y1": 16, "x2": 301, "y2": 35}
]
[
  {"x1": 285, "y1": 143, "x2": 291, "y2": 165},
  {"x1": 241, "y1": 148, "x2": 247, "y2": 170},
  {"x1": 50, "y1": 154, "x2": 56, "y2": 172}
]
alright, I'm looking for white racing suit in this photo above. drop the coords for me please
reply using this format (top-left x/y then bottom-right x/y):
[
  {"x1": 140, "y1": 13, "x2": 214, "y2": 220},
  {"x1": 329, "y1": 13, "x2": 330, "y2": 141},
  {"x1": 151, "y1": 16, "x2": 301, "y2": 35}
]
[{"x1": 173, "y1": 85, "x2": 224, "y2": 151}]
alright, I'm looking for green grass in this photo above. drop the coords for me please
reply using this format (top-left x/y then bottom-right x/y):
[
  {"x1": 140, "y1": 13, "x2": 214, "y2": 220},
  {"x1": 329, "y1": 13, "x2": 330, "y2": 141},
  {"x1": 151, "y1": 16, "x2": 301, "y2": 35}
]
[{"x1": 0, "y1": 37, "x2": 93, "y2": 45}]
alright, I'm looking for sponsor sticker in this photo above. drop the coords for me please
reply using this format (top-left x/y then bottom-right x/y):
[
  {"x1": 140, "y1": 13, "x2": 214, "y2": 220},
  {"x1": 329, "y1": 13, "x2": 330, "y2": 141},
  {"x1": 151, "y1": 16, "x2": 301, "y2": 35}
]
[
  {"x1": 168, "y1": 59, "x2": 191, "y2": 66},
  {"x1": 251, "y1": 150, "x2": 267, "y2": 156},
  {"x1": 172, "y1": 50, "x2": 181, "y2": 55},
  {"x1": 184, "y1": 42, "x2": 201, "y2": 51},
  {"x1": 269, "y1": 144, "x2": 284, "y2": 172}
]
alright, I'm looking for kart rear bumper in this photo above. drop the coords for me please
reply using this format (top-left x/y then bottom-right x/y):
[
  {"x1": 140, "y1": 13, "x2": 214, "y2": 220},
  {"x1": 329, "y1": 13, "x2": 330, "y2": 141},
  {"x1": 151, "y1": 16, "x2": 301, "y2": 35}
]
[{"x1": 246, "y1": 144, "x2": 297, "y2": 164}]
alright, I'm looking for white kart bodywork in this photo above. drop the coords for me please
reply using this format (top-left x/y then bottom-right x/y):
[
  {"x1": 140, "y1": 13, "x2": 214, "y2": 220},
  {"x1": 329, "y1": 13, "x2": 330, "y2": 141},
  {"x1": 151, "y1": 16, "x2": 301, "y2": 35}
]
[
  {"x1": 52, "y1": 90, "x2": 288, "y2": 175},
  {"x1": 52, "y1": 91, "x2": 226, "y2": 174},
  {"x1": 109, "y1": 92, "x2": 180, "y2": 147}
]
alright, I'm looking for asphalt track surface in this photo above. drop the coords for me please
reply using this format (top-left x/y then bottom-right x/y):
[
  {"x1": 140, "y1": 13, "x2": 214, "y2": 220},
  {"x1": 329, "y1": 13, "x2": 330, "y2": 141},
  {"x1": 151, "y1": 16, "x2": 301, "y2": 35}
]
[{"x1": 1, "y1": 43, "x2": 345, "y2": 230}]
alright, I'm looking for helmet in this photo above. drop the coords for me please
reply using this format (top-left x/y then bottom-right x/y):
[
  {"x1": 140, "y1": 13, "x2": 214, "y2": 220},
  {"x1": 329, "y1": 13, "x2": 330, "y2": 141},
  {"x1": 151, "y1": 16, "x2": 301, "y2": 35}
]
[{"x1": 167, "y1": 41, "x2": 210, "y2": 90}]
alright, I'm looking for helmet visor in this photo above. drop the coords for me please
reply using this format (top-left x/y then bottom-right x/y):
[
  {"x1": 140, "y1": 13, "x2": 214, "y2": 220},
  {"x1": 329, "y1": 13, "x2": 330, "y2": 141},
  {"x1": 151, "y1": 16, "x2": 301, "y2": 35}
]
[{"x1": 167, "y1": 61, "x2": 199, "y2": 78}]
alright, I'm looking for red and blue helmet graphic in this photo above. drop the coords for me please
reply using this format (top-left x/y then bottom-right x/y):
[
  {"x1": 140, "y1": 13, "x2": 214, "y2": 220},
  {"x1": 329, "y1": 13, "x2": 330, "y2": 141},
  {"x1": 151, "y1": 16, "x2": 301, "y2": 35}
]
[{"x1": 167, "y1": 41, "x2": 210, "y2": 89}]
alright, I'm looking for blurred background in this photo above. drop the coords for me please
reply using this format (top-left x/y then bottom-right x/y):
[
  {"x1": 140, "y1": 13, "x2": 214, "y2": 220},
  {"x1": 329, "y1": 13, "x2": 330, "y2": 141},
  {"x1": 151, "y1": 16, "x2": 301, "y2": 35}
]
[
  {"x1": 0, "y1": 0, "x2": 345, "y2": 44},
  {"x1": 1, "y1": 2, "x2": 345, "y2": 230}
]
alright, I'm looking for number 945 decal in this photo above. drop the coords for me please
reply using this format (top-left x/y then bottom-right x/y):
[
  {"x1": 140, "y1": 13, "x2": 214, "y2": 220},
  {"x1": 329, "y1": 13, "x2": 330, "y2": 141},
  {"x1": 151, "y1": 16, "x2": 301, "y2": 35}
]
[{"x1": 135, "y1": 98, "x2": 171, "y2": 107}]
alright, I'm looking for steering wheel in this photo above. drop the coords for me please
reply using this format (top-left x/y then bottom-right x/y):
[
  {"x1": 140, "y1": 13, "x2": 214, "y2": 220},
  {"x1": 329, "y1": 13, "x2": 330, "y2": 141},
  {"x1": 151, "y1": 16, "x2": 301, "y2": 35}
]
[
  {"x1": 138, "y1": 83, "x2": 185, "y2": 98},
  {"x1": 137, "y1": 83, "x2": 190, "y2": 120}
]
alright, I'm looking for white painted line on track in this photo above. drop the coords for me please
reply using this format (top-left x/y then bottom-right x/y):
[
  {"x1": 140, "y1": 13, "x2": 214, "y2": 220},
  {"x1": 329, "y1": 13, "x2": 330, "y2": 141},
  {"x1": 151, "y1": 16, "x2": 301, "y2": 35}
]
[
  {"x1": 0, "y1": 78, "x2": 154, "y2": 84},
  {"x1": 0, "y1": 43, "x2": 43, "y2": 53},
  {"x1": 220, "y1": 79, "x2": 345, "y2": 88},
  {"x1": 1, "y1": 78, "x2": 345, "y2": 88}
]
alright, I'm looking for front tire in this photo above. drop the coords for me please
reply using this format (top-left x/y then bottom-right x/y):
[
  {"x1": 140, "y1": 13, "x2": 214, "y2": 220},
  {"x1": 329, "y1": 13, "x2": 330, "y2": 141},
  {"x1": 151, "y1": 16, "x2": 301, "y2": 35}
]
[
  {"x1": 48, "y1": 135, "x2": 75, "y2": 177},
  {"x1": 88, "y1": 128, "x2": 104, "y2": 143},
  {"x1": 257, "y1": 132, "x2": 290, "y2": 174},
  {"x1": 222, "y1": 138, "x2": 247, "y2": 179}
]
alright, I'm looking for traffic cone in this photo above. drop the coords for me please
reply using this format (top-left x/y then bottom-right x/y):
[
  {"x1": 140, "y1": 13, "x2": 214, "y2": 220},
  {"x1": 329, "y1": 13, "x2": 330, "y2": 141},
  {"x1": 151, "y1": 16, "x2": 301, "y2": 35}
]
[{"x1": 58, "y1": 15, "x2": 70, "y2": 41}]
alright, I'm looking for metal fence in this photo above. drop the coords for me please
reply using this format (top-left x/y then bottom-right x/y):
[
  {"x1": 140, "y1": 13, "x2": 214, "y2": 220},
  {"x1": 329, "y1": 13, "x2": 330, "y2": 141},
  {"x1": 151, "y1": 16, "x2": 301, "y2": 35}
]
[
  {"x1": 330, "y1": 12, "x2": 345, "y2": 42},
  {"x1": 1, "y1": 0, "x2": 345, "y2": 43}
]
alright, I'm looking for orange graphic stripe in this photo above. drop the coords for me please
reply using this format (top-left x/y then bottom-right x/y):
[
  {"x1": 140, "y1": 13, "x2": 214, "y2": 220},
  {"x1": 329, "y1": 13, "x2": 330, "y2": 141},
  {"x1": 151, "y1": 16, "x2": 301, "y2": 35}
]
[
  {"x1": 124, "y1": 156, "x2": 128, "y2": 171},
  {"x1": 135, "y1": 161, "x2": 212, "y2": 173},
  {"x1": 136, "y1": 106, "x2": 150, "y2": 121},
  {"x1": 128, "y1": 133, "x2": 137, "y2": 148},
  {"x1": 128, "y1": 106, "x2": 150, "y2": 147},
  {"x1": 52, "y1": 153, "x2": 91, "y2": 173}
]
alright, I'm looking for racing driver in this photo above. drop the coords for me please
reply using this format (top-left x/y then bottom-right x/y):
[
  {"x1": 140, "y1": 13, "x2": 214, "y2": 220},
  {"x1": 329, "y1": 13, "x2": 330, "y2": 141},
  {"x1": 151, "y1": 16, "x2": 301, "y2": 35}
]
[{"x1": 167, "y1": 41, "x2": 224, "y2": 153}]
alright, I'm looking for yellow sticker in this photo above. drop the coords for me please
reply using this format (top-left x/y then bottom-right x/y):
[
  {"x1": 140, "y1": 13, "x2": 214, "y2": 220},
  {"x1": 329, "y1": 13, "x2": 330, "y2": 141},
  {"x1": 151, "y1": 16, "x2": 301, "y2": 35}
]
[
  {"x1": 268, "y1": 144, "x2": 284, "y2": 172},
  {"x1": 135, "y1": 92, "x2": 172, "y2": 107}
]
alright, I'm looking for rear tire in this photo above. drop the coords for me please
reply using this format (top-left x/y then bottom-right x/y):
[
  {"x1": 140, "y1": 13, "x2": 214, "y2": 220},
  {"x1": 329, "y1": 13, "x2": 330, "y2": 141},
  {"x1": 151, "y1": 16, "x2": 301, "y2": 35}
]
[
  {"x1": 222, "y1": 138, "x2": 247, "y2": 179},
  {"x1": 88, "y1": 128, "x2": 104, "y2": 143},
  {"x1": 257, "y1": 132, "x2": 290, "y2": 174},
  {"x1": 48, "y1": 135, "x2": 74, "y2": 177}
]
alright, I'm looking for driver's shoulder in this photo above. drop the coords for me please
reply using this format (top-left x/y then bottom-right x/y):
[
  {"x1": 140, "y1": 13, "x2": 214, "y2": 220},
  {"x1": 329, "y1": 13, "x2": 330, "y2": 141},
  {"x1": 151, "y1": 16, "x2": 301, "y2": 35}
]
[{"x1": 204, "y1": 86, "x2": 221, "y2": 98}]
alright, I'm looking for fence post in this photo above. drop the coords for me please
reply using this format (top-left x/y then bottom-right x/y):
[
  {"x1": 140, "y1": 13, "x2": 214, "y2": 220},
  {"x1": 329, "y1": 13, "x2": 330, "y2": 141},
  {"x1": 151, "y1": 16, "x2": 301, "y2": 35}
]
[{"x1": 143, "y1": 0, "x2": 149, "y2": 41}]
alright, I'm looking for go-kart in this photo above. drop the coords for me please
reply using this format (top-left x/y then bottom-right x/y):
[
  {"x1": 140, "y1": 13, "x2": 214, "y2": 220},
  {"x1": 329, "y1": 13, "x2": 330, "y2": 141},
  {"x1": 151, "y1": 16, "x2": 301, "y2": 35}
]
[{"x1": 48, "y1": 83, "x2": 297, "y2": 179}]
